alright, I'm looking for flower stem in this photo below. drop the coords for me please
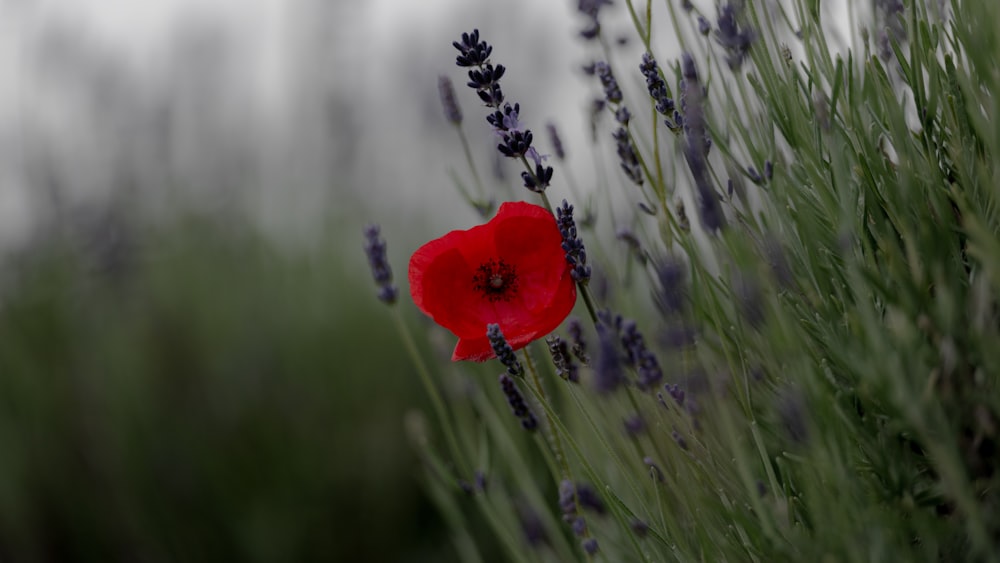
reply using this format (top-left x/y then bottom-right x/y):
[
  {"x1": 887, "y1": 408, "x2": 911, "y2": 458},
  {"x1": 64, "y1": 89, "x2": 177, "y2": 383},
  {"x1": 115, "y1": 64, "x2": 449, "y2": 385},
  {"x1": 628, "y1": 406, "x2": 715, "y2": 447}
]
[
  {"x1": 392, "y1": 308, "x2": 471, "y2": 474},
  {"x1": 521, "y1": 348, "x2": 571, "y2": 481},
  {"x1": 454, "y1": 123, "x2": 487, "y2": 198},
  {"x1": 579, "y1": 284, "x2": 600, "y2": 324}
]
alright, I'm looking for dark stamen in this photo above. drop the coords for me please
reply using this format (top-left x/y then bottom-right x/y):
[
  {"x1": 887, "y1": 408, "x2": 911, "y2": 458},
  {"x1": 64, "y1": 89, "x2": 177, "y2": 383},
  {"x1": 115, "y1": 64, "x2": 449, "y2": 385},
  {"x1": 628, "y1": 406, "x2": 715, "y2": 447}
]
[{"x1": 473, "y1": 258, "x2": 519, "y2": 302}]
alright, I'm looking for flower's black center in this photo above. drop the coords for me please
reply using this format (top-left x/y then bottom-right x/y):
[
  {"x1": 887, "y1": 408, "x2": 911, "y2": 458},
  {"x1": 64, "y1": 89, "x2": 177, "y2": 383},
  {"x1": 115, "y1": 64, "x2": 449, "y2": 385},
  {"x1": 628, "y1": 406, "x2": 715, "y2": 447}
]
[{"x1": 473, "y1": 258, "x2": 519, "y2": 302}]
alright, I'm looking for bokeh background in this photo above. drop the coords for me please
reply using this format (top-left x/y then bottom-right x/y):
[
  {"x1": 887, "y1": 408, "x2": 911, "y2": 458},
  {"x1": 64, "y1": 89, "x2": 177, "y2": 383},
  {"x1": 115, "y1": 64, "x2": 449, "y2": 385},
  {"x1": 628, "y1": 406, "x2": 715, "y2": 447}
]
[{"x1": 0, "y1": 0, "x2": 632, "y2": 560}]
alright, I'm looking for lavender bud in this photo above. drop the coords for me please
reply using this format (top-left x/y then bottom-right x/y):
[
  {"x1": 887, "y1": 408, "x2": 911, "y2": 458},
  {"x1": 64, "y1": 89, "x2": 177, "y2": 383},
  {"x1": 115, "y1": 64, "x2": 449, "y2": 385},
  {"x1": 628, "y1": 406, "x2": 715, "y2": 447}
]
[
  {"x1": 665, "y1": 383, "x2": 686, "y2": 407},
  {"x1": 672, "y1": 428, "x2": 689, "y2": 450},
  {"x1": 624, "y1": 414, "x2": 646, "y2": 437},
  {"x1": 518, "y1": 504, "x2": 549, "y2": 547},
  {"x1": 643, "y1": 456, "x2": 664, "y2": 483},
  {"x1": 575, "y1": 483, "x2": 606, "y2": 515},
  {"x1": 615, "y1": 106, "x2": 632, "y2": 125},
  {"x1": 639, "y1": 53, "x2": 675, "y2": 117},
  {"x1": 698, "y1": 16, "x2": 711, "y2": 35},
  {"x1": 453, "y1": 29, "x2": 492, "y2": 67},
  {"x1": 582, "y1": 538, "x2": 599, "y2": 555},
  {"x1": 630, "y1": 518, "x2": 650, "y2": 537}
]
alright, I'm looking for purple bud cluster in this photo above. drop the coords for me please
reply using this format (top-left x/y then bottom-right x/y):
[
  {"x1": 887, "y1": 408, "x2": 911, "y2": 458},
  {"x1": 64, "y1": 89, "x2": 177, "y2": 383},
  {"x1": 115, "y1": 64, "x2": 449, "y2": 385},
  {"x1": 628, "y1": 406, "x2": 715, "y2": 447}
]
[
  {"x1": 715, "y1": 3, "x2": 756, "y2": 70},
  {"x1": 613, "y1": 128, "x2": 644, "y2": 185},
  {"x1": 453, "y1": 29, "x2": 553, "y2": 192},
  {"x1": 546, "y1": 335, "x2": 580, "y2": 382},
  {"x1": 437, "y1": 76, "x2": 463, "y2": 124},
  {"x1": 576, "y1": 0, "x2": 614, "y2": 40},
  {"x1": 499, "y1": 373, "x2": 538, "y2": 431},
  {"x1": 556, "y1": 200, "x2": 591, "y2": 283},
  {"x1": 567, "y1": 318, "x2": 590, "y2": 364},
  {"x1": 621, "y1": 320, "x2": 664, "y2": 390},
  {"x1": 594, "y1": 61, "x2": 623, "y2": 105},
  {"x1": 680, "y1": 53, "x2": 726, "y2": 232},
  {"x1": 487, "y1": 323, "x2": 523, "y2": 377},
  {"x1": 546, "y1": 122, "x2": 566, "y2": 160},
  {"x1": 363, "y1": 225, "x2": 397, "y2": 305},
  {"x1": 639, "y1": 53, "x2": 678, "y2": 130},
  {"x1": 559, "y1": 480, "x2": 606, "y2": 554},
  {"x1": 594, "y1": 318, "x2": 625, "y2": 395},
  {"x1": 624, "y1": 414, "x2": 646, "y2": 437}
]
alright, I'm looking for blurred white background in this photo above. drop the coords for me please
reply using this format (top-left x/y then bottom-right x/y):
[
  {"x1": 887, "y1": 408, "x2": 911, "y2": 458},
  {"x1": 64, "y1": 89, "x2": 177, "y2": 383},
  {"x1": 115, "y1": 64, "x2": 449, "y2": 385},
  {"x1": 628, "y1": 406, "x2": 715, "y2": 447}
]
[{"x1": 2, "y1": 0, "x2": 618, "y2": 249}]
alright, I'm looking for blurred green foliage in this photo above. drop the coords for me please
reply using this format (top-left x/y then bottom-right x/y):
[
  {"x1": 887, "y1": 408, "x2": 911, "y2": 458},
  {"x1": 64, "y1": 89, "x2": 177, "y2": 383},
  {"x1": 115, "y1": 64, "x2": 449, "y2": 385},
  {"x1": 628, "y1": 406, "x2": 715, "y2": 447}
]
[{"x1": 0, "y1": 212, "x2": 447, "y2": 562}]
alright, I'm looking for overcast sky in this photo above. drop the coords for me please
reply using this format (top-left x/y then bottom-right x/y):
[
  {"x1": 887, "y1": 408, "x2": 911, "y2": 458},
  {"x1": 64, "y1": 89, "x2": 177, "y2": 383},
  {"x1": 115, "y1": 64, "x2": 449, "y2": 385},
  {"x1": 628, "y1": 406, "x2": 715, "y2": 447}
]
[
  {"x1": 2, "y1": 0, "x2": 860, "y2": 252},
  {"x1": 4, "y1": 1, "x2": 602, "y2": 241}
]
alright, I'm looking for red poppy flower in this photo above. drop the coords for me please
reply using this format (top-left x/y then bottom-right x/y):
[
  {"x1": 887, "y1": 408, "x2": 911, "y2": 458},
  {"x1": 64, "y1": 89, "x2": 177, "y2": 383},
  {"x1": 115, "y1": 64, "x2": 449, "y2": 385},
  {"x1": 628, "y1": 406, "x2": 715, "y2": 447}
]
[{"x1": 409, "y1": 201, "x2": 577, "y2": 361}]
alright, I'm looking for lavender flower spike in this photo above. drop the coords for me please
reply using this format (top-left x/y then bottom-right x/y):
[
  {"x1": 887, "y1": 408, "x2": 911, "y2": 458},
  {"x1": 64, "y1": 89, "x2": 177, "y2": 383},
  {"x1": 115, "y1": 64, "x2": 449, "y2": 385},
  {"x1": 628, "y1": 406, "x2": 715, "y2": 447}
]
[
  {"x1": 593, "y1": 322, "x2": 624, "y2": 394},
  {"x1": 715, "y1": 3, "x2": 755, "y2": 70},
  {"x1": 680, "y1": 53, "x2": 726, "y2": 232},
  {"x1": 437, "y1": 76, "x2": 462, "y2": 124},
  {"x1": 639, "y1": 53, "x2": 676, "y2": 120},
  {"x1": 546, "y1": 335, "x2": 580, "y2": 382},
  {"x1": 556, "y1": 200, "x2": 591, "y2": 283},
  {"x1": 363, "y1": 224, "x2": 398, "y2": 305},
  {"x1": 487, "y1": 323, "x2": 523, "y2": 376},
  {"x1": 499, "y1": 373, "x2": 538, "y2": 431}
]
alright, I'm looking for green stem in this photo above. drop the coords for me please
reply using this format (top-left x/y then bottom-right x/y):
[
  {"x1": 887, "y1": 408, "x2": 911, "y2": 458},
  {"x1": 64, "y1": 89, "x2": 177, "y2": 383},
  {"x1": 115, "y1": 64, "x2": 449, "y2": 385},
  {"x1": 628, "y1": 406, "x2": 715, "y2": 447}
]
[
  {"x1": 392, "y1": 309, "x2": 471, "y2": 474},
  {"x1": 454, "y1": 124, "x2": 487, "y2": 197}
]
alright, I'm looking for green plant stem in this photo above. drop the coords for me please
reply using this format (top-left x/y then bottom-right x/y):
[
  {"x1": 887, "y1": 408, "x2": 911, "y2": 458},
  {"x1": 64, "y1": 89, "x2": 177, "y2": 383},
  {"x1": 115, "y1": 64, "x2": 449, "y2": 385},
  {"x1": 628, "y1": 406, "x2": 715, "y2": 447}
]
[
  {"x1": 392, "y1": 308, "x2": 471, "y2": 474},
  {"x1": 454, "y1": 123, "x2": 487, "y2": 197}
]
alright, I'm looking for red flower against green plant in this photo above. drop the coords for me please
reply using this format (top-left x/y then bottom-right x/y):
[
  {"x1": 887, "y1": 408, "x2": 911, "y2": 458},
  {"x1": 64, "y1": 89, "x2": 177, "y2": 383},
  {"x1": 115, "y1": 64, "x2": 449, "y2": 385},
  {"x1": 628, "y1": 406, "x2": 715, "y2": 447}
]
[{"x1": 409, "y1": 201, "x2": 577, "y2": 361}]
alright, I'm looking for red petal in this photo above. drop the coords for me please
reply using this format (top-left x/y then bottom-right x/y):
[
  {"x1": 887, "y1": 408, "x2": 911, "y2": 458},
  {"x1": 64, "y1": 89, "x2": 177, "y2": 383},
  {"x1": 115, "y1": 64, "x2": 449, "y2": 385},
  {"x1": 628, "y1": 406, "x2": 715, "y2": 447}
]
[
  {"x1": 410, "y1": 200, "x2": 578, "y2": 362},
  {"x1": 452, "y1": 335, "x2": 494, "y2": 362},
  {"x1": 409, "y1": 235, "x2": 481, "y2": 337}
]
